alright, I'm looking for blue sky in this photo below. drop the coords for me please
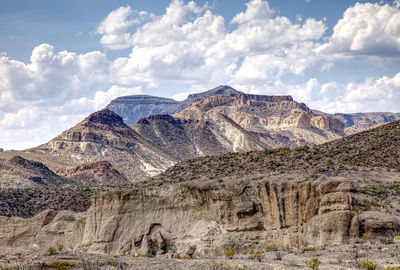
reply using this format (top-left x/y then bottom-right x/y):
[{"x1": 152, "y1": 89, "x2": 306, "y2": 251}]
[{"x1": 0, "y1": 0, "x2": 400, "y2": 149}]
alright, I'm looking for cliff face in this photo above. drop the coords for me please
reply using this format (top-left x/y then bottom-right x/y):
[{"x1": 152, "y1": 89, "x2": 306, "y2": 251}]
[
  {"x1": 106, "y1": 85, "x2": 243, "y2": 125},
  {"x1": 1, "y1": 174, "x2": 399, "y2": 257},
  {"x1": 132, "y1": 94, "x2": 344, "y2": 160}
]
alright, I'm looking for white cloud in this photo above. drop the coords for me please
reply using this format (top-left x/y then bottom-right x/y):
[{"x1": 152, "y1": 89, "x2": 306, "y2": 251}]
[
  {"x1": 97, "y1": 6, "x2": 154, "y2": 50},
  {"x1": 103, "y1": 0, "x2": 326, "y2": 89},
  {"x1": 289, "y1": 73, "x2": 400, "y2": 113},
  {"x1": 0, "y1": 44, "x2": 110, "y2": 111},
  {"x1": 230, "y1": 0, "x2": 274, "y2": 24},
  {"x1": 0, "y1": 43, "x2": 144, "y2": 149},
  {"x1": 0, "y1": 84, "x2": 142, "y2": 150},
  {"x1": 319, "y1": 2, "x2": 400, "y2": 59}
]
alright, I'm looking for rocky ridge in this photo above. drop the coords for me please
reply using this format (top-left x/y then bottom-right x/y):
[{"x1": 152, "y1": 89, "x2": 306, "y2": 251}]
[
  {"x1": 108, "y1": 85, "x2": 400, "y2": 137},
  {"x1": 107, "y1": 85, "x2": 243, "y2": 125}
]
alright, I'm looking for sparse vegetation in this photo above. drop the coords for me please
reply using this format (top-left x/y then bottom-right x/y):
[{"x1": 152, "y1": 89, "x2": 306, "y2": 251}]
[
  {"x1": 153, "y1": 121, "x2": 400, "y2": 184},
  {"x1": 362, "y1": 233, "x2": 371, "y2": 240},
  {"x1": 47, "y1": 247, "x2": 57, "y2": 256},
  {"x1": 302, "y1": 246, "x2": 315, "y2": 252},
  {"x1": 304, "y1": 257, "x2": 321, "y2": 270},
  {"x1": 50, "y1": 261, "x2": 71, "y2": 270},
  {"x1": 224, "y1": 248, "x2": 235, "y2": 259},
  {"x1": 358, "y1": 259, "x2": 378, "y2": 270},
  {"x1": 265, "y1": 245, "x2": 277, "y2": 252},
  {"x1": 141, "y1": 254, "x2": 156, "y2": 258}
]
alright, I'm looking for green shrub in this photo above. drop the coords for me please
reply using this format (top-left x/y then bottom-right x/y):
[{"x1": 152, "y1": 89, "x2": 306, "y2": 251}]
[
  {"x1": 383, "y1": 266, "x2": 400, "y2": 270},
  {"x1": 265, "y1": 245, "x2": 277, "y2": 252},
  {"x1": 47, "y1": 247, "x2": 57, "y2": 255},
  {"x1": 249, "y1": 248, "x2": 264, "y2": 261},
  {"x1": 141, "y1": 254, "x2": 156, "y2": 258},
  {"x1": 51, "y1": 261, "x2": 71, "y2": 270},
  {"x1": 304, "y1": 257, "x2": 321, "y2": 270},
  {"x1": 178, "y1": 255, "x2": 190, "y2": 259},
  {"x1": 358, "y1": 260, "x2": 378, "y2": 270},
  {"x1": 362, "y1": 232, "x2": 371, "y2": 240},
  {"x1": 224, "y1": 247, "x2": 235, "y2": 259},
  {"x1": 302, "y1": 246, "x2": 315, "y2": 252},
  {"x1": 57, "y1": 244, "x2": 64, "y2": 251}
]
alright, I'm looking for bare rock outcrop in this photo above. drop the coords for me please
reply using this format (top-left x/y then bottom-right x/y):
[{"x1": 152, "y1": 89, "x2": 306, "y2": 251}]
[{"x1": 1, "y1": 176, "x2": 398, "y2": 257}]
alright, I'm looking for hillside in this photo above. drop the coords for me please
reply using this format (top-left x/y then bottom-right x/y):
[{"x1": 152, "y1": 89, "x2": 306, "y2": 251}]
[
  {"x1": 153, "y1": 119, "x2": 400, "y2": 182},
  {"x1": 132, "y1": 93, "x2": 344, "y2": 160},
  {"x1": 17, "y1": 109, "x2": 176, "y2": 182},
  {"x1": 0, "y1": 155, "x2": 68, "y2": 188}
]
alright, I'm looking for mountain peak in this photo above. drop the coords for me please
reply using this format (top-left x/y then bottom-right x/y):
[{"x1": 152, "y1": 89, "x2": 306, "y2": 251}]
[
  {"x1": 83, "y1": 109, "x2": 125, "y2": 127},
  {"x1": 187, "y1": 85, "x2": 243, "y2": 100}
]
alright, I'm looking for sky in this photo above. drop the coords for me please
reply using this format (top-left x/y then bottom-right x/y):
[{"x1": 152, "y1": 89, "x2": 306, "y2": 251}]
[{"x1": 0, "y1": 0, "x2": 400, "y2": 150}]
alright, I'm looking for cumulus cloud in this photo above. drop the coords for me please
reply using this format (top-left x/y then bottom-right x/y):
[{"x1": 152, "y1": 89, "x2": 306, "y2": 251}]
[
  {"x1": 102, "y1": 0, "x2": 326, "y2": 89},
  {"x1": 0, "y1": 44, "x2": 110, "y2": 112},
  {"x1": 97, "y1": 6, "x2": 154, "y2": 50},
  {"x1": 0, "y1": 84, "x2": 142, "y2": 150},
  {"x1": 318, "y1": 2, "x2": 400, "y2": 59},
  {"x1": 287, "y1": 73, "x2": 400, "y2": 113},
  {"x1": 0, "y1": 44, "x2": 144, "y2": 149}
]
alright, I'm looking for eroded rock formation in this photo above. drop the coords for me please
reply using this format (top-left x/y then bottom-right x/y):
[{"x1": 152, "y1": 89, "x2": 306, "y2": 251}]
[{"x1": 1, "y1": 175, "x2": 398, "y2": 257}]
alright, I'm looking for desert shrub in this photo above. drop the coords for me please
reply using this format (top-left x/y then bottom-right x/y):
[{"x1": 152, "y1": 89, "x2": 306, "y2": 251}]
[
  {"x1": 57, "y1": 244, "x2": 64, "y2": 251},
  {"x1": 51, "y1": 261, "x2": 71, "y2": 270},
  {"x1": 249, "y1": 249, "x2": 264, "y2": 262},
  {"x1": 47, "y1": 247, "x2": 57, "y2": 255},
  {"x1": 141, "y1": 254, "x2": 156, "y2": 258},
  {"x1": 380, "y1": 237, "x2": 394, "y2": 244},
  {"x1": 265, "y1": 245, "x2": 277, "y2": 252},
  {"x1": 362, "y1": 233, "x2": 371, "y2": 240},
  {"x1": 304, "y1": 257, "x2": 321, "y2": 270},
  {"x1": 224, "y1": 247, "x2": 235, "y2": 259},
  {"x1": 358, "y1": 260, "x2": 378, "y2": 270},
  {"x1": 178, "y1": 255, "x2": 190, "y2": 259},
  {"x1": 302, "y1": 246, "x2": 315, "y2": 252}
]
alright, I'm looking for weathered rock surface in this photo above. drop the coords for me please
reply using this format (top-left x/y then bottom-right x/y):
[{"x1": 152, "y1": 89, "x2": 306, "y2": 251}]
[
  {"x1": 1, "y1": 174, "x2": 399, "y2": 257},
  {"x1": 106, "y1": 85, "x2": 243, "y2": 125}
]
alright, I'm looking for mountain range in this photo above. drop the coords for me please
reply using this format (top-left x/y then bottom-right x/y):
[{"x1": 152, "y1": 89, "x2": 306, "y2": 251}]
[
  {"x1": 1, "y1": 85, "x2": 399, "y2": 187},
  {"x1": 0, "y1": 85, "x2": 400, "y2": 267}
]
